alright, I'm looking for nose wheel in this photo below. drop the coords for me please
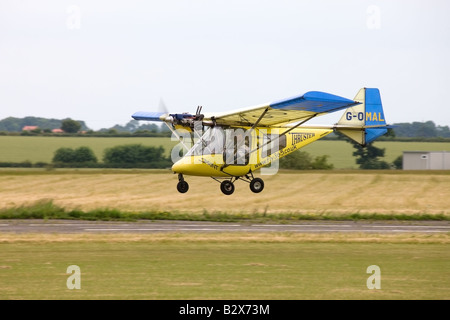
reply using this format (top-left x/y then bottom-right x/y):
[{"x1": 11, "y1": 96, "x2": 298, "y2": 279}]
[{"x1": 176, "y1": 174, "x2": 189, "y2": 193}]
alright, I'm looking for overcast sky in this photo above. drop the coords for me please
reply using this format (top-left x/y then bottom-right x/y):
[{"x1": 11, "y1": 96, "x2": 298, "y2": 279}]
[{"x1": 1, "y1": 0, "x2": 449, "y2": 130}]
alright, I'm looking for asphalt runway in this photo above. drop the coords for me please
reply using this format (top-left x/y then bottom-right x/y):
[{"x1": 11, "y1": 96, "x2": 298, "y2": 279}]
[{"x1": 0, "y1": 219, "x2": 449, "y2": 234}]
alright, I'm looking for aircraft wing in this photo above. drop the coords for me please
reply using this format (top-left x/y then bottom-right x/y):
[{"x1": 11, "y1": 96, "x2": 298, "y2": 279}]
[{"x1": 204, "y1": 91, "x2": 360, "y2": 127}]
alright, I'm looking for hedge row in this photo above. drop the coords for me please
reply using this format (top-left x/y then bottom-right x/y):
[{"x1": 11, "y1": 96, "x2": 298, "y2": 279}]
[{"x1": 0, "y1": 161, "x2": 172, "y2": 169}]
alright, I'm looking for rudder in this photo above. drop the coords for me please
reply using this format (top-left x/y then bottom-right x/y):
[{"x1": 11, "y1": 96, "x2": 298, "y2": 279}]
[{"x1": 337, "y1": 88, "x2": 388, "y2": 146}]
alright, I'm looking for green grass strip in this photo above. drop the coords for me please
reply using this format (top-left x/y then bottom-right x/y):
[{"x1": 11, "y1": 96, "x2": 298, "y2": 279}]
[{"x1": 0, "y1": 200, "x2": 448, "y2": 222}]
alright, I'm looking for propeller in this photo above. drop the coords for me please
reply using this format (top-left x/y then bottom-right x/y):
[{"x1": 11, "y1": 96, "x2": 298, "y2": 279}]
[
  {"x1": 158, "y1": 98, "x2": 169, "y2": 115},
  {"x1": 132, "y1": 98, "x2": 205, "y2": 128},
  {"x1": 131, "y1": 99, "x2": 208, "y2": 152}
]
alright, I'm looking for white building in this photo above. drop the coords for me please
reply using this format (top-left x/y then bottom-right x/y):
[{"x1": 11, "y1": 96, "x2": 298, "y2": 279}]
[{"x1": 403, "y1": 151, "x2": 450, "y2": 170}]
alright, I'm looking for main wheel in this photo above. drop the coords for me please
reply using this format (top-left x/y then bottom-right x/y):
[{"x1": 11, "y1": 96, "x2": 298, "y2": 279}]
[
  {"x1": 220, "y1": 180, "x2": 235, "y2": 195},
  {"x1": 176, "y1": 180, "x2": 189, "y2": 193},
  {"x1": 250, "y1": 178, "x2": 264, "y2": 193}
]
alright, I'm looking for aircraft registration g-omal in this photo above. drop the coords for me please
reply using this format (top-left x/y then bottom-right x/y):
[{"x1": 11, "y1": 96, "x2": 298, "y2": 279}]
[{"x1": 132, "y1": 88, "x2": 390, "y2": 195}]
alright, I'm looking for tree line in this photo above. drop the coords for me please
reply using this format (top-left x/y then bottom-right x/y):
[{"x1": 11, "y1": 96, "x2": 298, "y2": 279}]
[
  {"x1": 2, "y1": 117, "x2": 450, "y2": 139},
  {"x1": 0, "y1": 141, "x2": 394, "y2": 170},
  {"x1": 51, "y1": 144, "x2": 172, "y2": 168},
  {"x1": 0, "y1": 117, "x2": 436, "y2": 170},
  {"x1": 0, "y1": 117, "x2": 170, "y2": 137},
  {"x1": 392, "y1": 121, "x2": 450, "y2": 138},
  {"x1": 0, "y1": 143, "x2": 335, "y2": 170},
  {"x1": 1, "y1": 144, "x2": 333, "y2": 170},
  {"x1": 0, "y1": 117, "x2": 89, "y2": 133}
]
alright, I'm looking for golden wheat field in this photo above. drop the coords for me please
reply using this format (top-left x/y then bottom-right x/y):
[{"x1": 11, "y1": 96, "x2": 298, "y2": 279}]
[{"x1": 1, "y1": 169, "x2": 449, "y2": 216}]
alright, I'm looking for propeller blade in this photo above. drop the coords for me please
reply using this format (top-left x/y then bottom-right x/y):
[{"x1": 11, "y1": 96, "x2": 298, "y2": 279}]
[{"x1": 158, "y1": 98, "x2": 169, "y2": 114}]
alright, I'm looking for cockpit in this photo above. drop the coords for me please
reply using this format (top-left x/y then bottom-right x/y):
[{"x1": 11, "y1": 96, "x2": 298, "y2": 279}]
[{"x1": 186, "y1": 127, "x2": 250, "y2": 165}]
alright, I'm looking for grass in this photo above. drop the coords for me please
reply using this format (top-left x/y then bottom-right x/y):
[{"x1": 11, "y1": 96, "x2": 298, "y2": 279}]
[
  {"x1": 0, "y1": 136, "x2": 177, "y2": 162},
  {"x1": 0, "y1": 167, "x2": 448, "y2": 301},
  {"x1": 1, "y1": 200, "x2": 449, "y2": 222},
  {"x1": 0, "y1": 234, "x2": 449, "y2": 299},
  {"x1": 1, "y1": 137, "x2": 449, "y2": 301}
]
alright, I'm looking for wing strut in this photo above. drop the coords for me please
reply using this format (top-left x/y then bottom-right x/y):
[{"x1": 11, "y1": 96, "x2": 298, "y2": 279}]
[
  {"x1": 240, "y1": 114, "x2": 319, "y2": 164},
  {"x1": 239, "y1": 107, "x2": 270, "y2": 152},
  {"x1": 277, "y1": 114, "x2": 318, "y2": 139},
  {"x1": 163, "y1": 122, "x2": 190, "y2": 151},
  {"x1": 250, "y1": 107, "x2": 269, "y2": 130}
]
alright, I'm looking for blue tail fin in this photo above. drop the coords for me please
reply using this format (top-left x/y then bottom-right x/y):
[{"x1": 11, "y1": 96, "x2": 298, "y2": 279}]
[
  {"x1": 337, "y1": 88, "x2": 388, "y2": 146},
  {"x1": 364, "y1": 88, "x2": 387, "y2": 144}
]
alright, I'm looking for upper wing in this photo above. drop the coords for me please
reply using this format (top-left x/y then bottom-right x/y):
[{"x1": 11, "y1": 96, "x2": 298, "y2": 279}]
[{"x1": 204, "y1": 91, "x2": 360, "y2": 127}]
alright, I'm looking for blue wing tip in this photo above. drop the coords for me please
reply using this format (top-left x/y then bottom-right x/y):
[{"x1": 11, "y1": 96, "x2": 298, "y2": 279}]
[
  {"x1": 270, "y1": 91, "x2": 357, "y2": 112},
  {"x1": 132, "y1": 111, "x2": 165, "y2": 121}
]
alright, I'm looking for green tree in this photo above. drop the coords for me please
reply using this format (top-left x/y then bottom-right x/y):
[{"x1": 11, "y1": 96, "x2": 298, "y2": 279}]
[
  {"x1": 61, "y1": 119, "x2": 81, "y2": 133},
  {"x1": 280, "y1": 151, "x2": 313, "y2": 170},
  {"x1": 392, "y1": 121, "x2": 438, "y2": 138},
  {"x1": 53, "y1": 147, "x2": 97, "y2": 164},
  {"x1": 53, "y1": 148, "x2": 75, "y2": 163},
  {"x1": 103, "y1": 144, "x2": 170, "y2": 168},
  {"x1": 311, "y1": 155, "x2": 334, "y2": 170},
  {"x1": 393, "y1": 155, "x2": 403, "y2": 170},
  {"x1": 72, "y1": 146, "x2": 98, "y2": 163},
  {"x1": 280, "y1": 150, "x2": 334, "y2": 170},
  {"x1": 351, "y1": 142, "x2": 390, "y2": 169}
]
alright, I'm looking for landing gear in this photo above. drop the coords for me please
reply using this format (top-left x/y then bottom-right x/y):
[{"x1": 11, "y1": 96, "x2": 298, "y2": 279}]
[
  {"x1": 212, "y1": 173, "x2": 264, "y2": 195},
  {"x1": 220, "y1": 180, "x2": 235, "y2": 195},
  {"x1": 177, "y1": 181, "x2": 189, "y2": 193},
  {"x1": 176, "y1": 174, "x2": 189, "y2": 193},
  {"x1": 249, "y1": 177, "x2": 264, "y2": 193}
]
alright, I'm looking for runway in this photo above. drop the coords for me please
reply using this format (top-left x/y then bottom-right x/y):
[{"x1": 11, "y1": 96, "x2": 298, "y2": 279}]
[{"x1": 0, "y1": 219, "x2": 448, "y2": 234}]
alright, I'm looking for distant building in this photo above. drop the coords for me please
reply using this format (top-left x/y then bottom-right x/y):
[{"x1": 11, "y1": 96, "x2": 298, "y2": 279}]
[
  {"x1": 403, "y1": 151, "x2": 450, "y2": 170},
  {"x1": 22, "y1": 126, "x2": 39, "y2": 131},
  {"x1": 52, "y1": 128, "x2": 64, "y2": 133}
]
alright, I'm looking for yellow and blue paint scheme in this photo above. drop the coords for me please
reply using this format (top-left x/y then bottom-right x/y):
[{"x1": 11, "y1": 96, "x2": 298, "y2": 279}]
[
  {"x1": 171, "y1": 126, "x2": 332, "y2": 177},
  {"x1": 132, "y1": 87, "x2": 390, "y2": 194}
]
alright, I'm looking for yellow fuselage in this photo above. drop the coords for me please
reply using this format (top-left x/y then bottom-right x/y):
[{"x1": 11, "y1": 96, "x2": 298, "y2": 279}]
[{"x1": 172, "y1": 127, "x2": 332, "y2": 177}]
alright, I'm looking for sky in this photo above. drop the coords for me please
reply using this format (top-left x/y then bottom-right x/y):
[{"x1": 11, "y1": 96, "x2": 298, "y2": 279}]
[{"x1": 1, "y1": 0, "x2": 450, "y2": 130}]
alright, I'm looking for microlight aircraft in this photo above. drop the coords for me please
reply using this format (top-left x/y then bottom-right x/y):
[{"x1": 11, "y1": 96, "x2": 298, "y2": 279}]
[{"x1": 132, "y1": 88, "x2": 389, "y2": 195}]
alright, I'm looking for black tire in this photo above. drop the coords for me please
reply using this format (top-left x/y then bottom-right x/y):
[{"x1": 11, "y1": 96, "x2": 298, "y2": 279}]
[
  {"x1": 250, "y1": 178, "x2": 264, "y2": 193},
  {"x1": 220, "y1": 180, "x2": 235, "y2": 195},
  {"x1": 176, "y1": 180, "x2": 189, "y2": 193}
]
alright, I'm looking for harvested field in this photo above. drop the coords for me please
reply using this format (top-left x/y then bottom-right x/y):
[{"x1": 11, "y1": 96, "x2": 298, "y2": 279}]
[{"x1": 1, "y1": 170, "x2": 449, "y2": 217}]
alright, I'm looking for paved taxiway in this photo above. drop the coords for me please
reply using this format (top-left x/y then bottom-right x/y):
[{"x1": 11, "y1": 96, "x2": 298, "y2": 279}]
[{"x1": 0, "y1": 220, "x2": 448, "y2": 234}]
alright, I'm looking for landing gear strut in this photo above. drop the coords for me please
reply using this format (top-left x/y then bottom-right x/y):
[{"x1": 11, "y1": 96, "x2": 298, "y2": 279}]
[
  {"x1": 212, "y1": 173, "x2": 264, "y2": 195},
  {"x1": 176, "y1": 174, "x2": 189, "y2": 193}
]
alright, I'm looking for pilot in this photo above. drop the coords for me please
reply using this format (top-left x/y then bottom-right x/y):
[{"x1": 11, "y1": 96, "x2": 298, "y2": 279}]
[{"x1": 235, "y1": 132, "x2": 249, "y2": 165}]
